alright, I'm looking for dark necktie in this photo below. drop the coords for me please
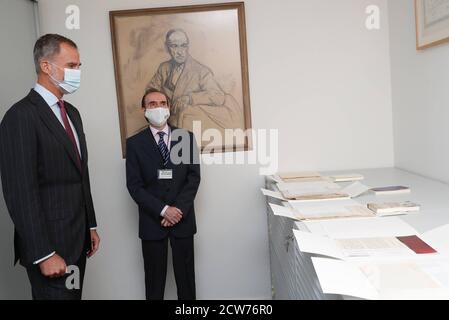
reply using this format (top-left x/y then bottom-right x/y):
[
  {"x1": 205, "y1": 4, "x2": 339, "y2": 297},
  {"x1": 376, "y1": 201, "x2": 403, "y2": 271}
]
[
  {"x1": 157, "y1": 131, "x2": 169, "y2": 166},
  {"x1": 57, "y1": 100, "x2": 82, "y2": 170}
]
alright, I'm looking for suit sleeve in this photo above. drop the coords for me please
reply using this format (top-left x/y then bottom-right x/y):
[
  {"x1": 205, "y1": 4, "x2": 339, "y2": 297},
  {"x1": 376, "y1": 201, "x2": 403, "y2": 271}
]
[
  {"x1": 173, "y1": 132, "x2": 201, "y2": 219},
  {"x1": 0, "y1": 108, "x2": 54, "y2": 264},
  {"x1": 126, "y1": 139, "x2": 166, "y2": 220},
  {"x1": 84, "y1": 166, "x2": 97, "y2": 228}
]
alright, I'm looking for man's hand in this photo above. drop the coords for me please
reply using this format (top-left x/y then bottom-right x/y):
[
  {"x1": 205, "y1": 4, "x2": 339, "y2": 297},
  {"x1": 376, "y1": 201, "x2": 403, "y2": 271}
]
[
  {"x1": 39, "y1": 254, "x2": 67, "y2": 278},
  {"x1": 161, "y1": 218, "x2": 173, "y2": 227},
  {"x1": 87, "y1": 230, "x2": 100, "y2": 258},
  {"x1": 163, "y1": 206, "x2": 183, "y2": 225}
]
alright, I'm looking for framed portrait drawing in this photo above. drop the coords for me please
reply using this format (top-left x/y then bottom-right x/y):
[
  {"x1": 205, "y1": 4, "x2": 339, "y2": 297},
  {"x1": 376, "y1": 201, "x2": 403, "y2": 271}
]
[
  {"x1": 109, "y1": 2, "x2": 252, "y2": 157},
  {"x1": 415, "y1": 0, "x2": 449, "y2": 49}
]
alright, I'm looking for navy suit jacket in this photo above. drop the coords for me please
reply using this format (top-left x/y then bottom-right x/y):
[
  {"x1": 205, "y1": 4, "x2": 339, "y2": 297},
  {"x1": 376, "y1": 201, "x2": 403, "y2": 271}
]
[{"x1": 126, "y1": 126, "x2": 200, "y2": 240}]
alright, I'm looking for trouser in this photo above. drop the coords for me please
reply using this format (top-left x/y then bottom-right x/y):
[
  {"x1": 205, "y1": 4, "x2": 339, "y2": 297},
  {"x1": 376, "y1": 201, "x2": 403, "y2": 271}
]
[
  {"x1": 26, "y1": 253, "x2": 86, "y2": 300},
  {"x1": 142, "y1": 235, "x2": 195, "y2": 300}
]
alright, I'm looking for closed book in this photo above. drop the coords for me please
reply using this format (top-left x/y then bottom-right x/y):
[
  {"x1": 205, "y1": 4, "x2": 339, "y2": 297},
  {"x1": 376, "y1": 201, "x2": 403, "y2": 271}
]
[
  {"x1": 330, "y1": 174, "x2": 364, "y2": 182},
  {"x1": 367, "y1": 201, "x2": 420, "y2": 216},
  {"x1": 371, "y1": 185, "x2": 410, "y2": 195},
  {"x1": 396, "y1": 235, "x2": 437, "y2": 254},
  {"x1": 277, "y1": 171, "x2": 325, "y2": 182},
  {"x1": 289, "y1": 192, "x2": 350, "y2": 201}
]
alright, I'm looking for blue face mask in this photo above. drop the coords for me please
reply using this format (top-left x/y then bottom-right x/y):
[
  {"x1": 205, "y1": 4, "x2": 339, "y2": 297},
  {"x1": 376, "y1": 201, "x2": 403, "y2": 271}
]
[{"x1": 49, "y1": 62, "x2": 81, "y2": 94}]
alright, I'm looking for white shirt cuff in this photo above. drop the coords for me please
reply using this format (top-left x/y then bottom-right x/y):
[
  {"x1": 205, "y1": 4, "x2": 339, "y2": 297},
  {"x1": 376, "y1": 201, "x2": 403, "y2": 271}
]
[
  {"x1": 90, "y1": 227, "x2": 97, "y2": 230},
  {"x1": 33, "y1": 251, "x2": 56, "y2": 265},
  {"x1": 160, "y1": 205, "x2": 169, "y2": 217}
]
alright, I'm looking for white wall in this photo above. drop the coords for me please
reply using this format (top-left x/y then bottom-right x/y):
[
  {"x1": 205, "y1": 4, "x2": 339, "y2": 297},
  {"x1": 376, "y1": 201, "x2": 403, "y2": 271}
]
[
  {"x1": 389, "y1": 0, "x2": 449, "y2": 183},
  {"x1": 32, "y1": 0, "x2": 394, "y2": 299},
  {"x1": 249, "y1": 0, "x2": 394, "y2": 171}
]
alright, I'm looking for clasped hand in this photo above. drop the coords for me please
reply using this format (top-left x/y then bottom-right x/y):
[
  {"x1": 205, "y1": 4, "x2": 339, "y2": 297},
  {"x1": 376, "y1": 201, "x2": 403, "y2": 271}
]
[{"x1": 161, "y1": 206, "x2": 183, "y2": 227}]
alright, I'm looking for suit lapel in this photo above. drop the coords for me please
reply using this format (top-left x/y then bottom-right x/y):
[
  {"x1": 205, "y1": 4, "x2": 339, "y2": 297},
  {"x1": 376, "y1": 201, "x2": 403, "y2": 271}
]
[
  {"x1": 28, "y1": 89, "x2": 82, "y2": 174},
  {"x1": 143, "y1": 127, "x2": 164, "y2": 166},
  {"x1": 143, "y1": 126, "x2": 182, "y2": 168}
]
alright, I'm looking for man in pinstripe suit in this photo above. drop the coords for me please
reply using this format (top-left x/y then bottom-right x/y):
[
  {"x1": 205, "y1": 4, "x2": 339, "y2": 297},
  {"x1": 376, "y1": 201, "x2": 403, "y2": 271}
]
[{"x1": 0, "y1": 34, "x2": 100, "y2": 300}]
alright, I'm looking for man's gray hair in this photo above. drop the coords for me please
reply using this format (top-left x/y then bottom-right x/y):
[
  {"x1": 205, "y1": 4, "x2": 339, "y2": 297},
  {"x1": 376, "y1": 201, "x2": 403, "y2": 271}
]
[
  {"x1": 165, "y1": 28, "x2": 190, "y2": 44},
  {"x1": 33, "y1": 34, "x2": 78, "y2": 74}
]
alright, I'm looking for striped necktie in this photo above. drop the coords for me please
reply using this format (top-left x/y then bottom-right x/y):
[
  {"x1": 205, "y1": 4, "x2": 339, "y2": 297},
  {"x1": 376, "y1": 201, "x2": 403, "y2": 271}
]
[{"x1": 157, "y1": 131, "x2": 169, "y2": 166}]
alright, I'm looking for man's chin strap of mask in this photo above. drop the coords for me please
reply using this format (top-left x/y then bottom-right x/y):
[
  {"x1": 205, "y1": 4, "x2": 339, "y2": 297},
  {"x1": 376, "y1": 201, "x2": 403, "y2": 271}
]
[{"x1": 48, "y1": 62, "x2": 81, "y2": 94}]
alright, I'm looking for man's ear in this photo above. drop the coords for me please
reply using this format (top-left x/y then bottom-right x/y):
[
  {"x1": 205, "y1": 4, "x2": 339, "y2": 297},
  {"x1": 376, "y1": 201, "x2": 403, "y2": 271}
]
[{"x1": 40, "y1": 61, "x2": 50, "y2": 75}]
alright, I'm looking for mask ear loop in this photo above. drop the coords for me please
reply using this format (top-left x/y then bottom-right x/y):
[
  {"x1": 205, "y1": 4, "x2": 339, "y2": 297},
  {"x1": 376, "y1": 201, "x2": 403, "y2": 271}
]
[
  {"x1": 45, "y1": 62, "x2": 64, "y2": 86},
  {"x1": 48, "y1": 62, "x2": 78, "y2": 89}
]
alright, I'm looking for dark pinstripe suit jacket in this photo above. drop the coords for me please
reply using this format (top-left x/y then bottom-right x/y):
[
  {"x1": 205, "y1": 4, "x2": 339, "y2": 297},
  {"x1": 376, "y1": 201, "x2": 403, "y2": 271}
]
[{"x1": 0, "y1": 89, "x2": 97, "y2": 266}]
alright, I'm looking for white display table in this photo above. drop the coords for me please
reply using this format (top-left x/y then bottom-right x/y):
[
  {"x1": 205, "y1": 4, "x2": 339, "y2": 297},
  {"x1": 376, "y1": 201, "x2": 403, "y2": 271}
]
[{"x1": 266, "y1": 167, "x2": 449, "y2": 300}]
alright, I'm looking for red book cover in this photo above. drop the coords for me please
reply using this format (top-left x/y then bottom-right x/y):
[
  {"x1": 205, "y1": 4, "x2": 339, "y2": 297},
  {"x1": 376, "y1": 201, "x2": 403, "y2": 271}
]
[{"x1": 397, "y1": 235, "x2": 437, "y2": 254}]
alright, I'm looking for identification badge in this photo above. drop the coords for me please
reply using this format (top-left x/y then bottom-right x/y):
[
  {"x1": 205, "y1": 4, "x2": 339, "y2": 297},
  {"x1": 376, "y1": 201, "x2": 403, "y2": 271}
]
[{"x1": 158, "y1": 169, "x2": 173, "y2": 180}]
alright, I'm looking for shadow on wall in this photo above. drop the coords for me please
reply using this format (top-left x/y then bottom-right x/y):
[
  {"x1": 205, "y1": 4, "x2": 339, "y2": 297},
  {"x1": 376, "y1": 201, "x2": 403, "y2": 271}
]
[{"x1": 0, "y1": 179, "x2": 30, "y2": 299}]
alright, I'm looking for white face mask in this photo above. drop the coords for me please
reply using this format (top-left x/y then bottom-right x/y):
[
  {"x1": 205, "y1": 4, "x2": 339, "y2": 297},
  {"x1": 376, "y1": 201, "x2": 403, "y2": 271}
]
[
  {"x1": 145, "y1": 107, "x2": 170, "y2": 127},
  {"x1": 49, "y1": 63, "x2": 81, "y2": 94}
]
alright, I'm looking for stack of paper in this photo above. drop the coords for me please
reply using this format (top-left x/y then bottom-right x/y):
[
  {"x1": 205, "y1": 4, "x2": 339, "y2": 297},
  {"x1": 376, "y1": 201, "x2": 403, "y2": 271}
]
[
  {"x1": 269, "y1": 202, "x2": 300, "y2": 220},
  {"x1": 276, "y1": 181, "x2": 349, "y2": 201},
  {"x1": 268, "y1": 199, "x2": 376, "y2": 221},
  {"x1": 287, "y1": 199, "x2": 374, "y2": 220},
  {"x1": 329, "y1": 173, "x2": 364, "y2": 182},
  {"x1": 301, "y1": 221, "x2": 449, "y2": 299},
  {"x1": 261, "y1": 188, "x2": 288, "y2": 201},
  {"x1": 262, "y1": 182, "x2": 370, "y2": 202},
  {"x1": 311, "y1": 256, "x2": 449, "y2": 299},
  {"x1": 367, "y1": 201, "x2": 420, "y2": 216},
  {"x1": 311, "y1": 257, "x2": 379, "y2": 299},
  {"x1": 293, "y1": 230, "x2": 437, "y2": 260},
  {"x1": 276, "y1": 171, "x2": 325, "y2": 183},
  {"x1": 301, "y1": 216, "x2": 419, "y2": 239}
]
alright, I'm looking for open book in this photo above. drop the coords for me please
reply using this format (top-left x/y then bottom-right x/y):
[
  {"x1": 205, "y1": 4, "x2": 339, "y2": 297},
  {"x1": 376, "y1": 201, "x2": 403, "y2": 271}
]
[
  {"x1": 288, "y1": 199, "x2": 375, "y2": 220},
  {"x1": 275, "y1": 171, "x2": 327, "y2": 183},
  {"x1": 294, "y1": 230, "x2": 437, "y2": 260},
  {"x1": 276, "y1": 181, "x2": 350, "y2": 201}
]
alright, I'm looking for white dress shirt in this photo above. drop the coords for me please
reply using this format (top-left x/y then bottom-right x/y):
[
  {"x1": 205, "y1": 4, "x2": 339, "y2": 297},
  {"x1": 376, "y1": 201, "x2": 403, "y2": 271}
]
[
  {"x1": 150, "y1": 123, "x2": 171, "y2": 151},
  {"x1": 34, "y1": 83, "x2": 81, "y2": 156},
  {"x1": 33, "y1": 83, "x2": 95, "y2": 265},
  {"x1": 149, "y1": 124, "x2": 171, "y2": 217}
]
